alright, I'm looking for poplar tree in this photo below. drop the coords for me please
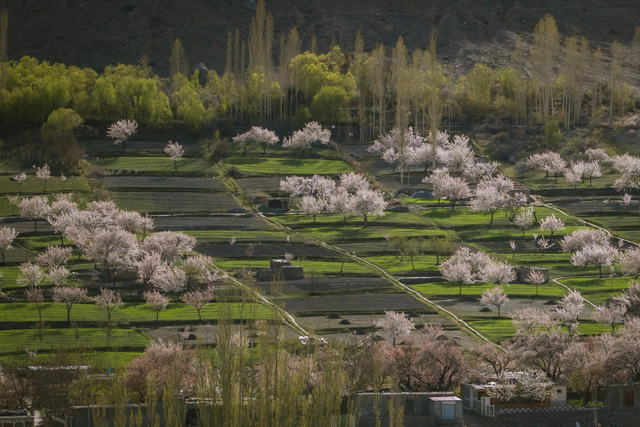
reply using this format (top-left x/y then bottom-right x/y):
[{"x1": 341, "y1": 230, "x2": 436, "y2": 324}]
[
  {"x1": 0, "y1": 9, "x2": 7, "y2": 91},
  {"x1": 169, "y1": 38, "x2": 190, "y2": 79},
  {"x1": 530, "y1": 14, "x2": 560, "y2": 123}
]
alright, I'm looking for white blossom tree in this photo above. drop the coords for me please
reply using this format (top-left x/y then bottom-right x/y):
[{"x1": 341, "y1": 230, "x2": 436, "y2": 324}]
[
  {"x1": 436, "y1": 133, "x2": 475, "y2": 177},
  {"x1": 593, "y1": 302, "x2": 627, "y2": 333},
  {"x1": 151, "y1": 264, "x2": 187, "y2": 293},
  {"x1": 181, "y1": 286, "x2": 215, "y2": 321},
  {"x1": 0, "y1": 226, "x2": 18, "y2": 264},
  {"x1": 144, "y1": 290, "x2": 170, "y2": 321},
  {"x1": 481, "y1": 261, "x2": 516, "y2": 285},
  {"x1": 164, "y1": 140, "x2": 185, "y2": 172},
  {"x1": 373, "y1": 310, "x2": 415, "y2": 346},
  {"x1": 526, "y1": 151, "x2": 567, "y2": 182},
  {"x1": 35, "y1": 164, "x2": 51, "y2": 192},
  {"x1": 570, "y1": 243, "x2": 618, "y2": 278},
  {"x1": 514, "y1": 206, "x2": 536, "y2": 236},
  {"x1": 48, "y1": 266, "x2": 70, "y2": 287},
  {"x1": 480, "y1": 286, "x2": 509, "y2": 317},
  {"x1": 424, "y1": 169, "x2": 471, "y2": 211},
  {"x1": 539, "y1": 214, "x2": 565, "y2": 236},
  {"x1": 348, "y1": 187, "x2": 387, "y2": 227},
  {"x1": 35, "y1": 246, "x2": 73, "y2": 268},
  {"x1": 232, "y1": 126, "x2": 279, "y2": 155},
  {"x1": 17, "y1": 262, "x2": 44, "y2": 288},
  {"x1": 18, "y1": 196, "x2": 50, "y2": 231},
  {"x1": 12, "y1": 172, "x2": 27, "y2": 194},
  {"x1": 115, "y1": 211, "x2": 154, "y2": 237},
  {"x1": 561, "y1": 228, "x2": 610, "y2": 253},
  {"x1": 298, "y1": 195, "x2": 326, "y2": 223},
  {"x1": 141, "y1": 231, "x2": 196, "y2": 263},
  {"x1": 617, "y1": 247, "x2": 640, "y2": 280},
  {"x1": 525, "y1": 269, "x2": 547, "y2": 295},
  {"x1": 282, "y1": 121, "x2": 330, "y2": 158},
  {"x1": 611, "y1": 154, "x2": 640, "y2": 191},
  {"x1": 107, "y1": 119, "x2": 138, "y2": 153},
  {"x1": 52, "y1": 286, "x2": 87, "y2": 324},
  {"x1": 135, "y1": 252, "x2": 164, "y2": 288}
]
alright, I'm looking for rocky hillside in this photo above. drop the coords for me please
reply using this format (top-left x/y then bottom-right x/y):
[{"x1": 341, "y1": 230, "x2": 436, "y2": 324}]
[{"x1": 2, "y1": 0, "x2": 638, "y2": 75}]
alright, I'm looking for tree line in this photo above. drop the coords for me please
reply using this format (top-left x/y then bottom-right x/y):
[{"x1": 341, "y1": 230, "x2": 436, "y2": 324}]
[{"x1": 1, "y1": 4, "x2": 639, "y2": 139}]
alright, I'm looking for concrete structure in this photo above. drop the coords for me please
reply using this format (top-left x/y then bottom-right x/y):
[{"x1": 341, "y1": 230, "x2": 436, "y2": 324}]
[
  {"x1": 355, "y1": 392, "x2": 463, "y2": 426},
  {"x1": 0, "y1": 410, "x2": 34, "y2": 427},
  {"x1": 256, "y1": 259, "x2": 304, "y2": 281},
  {"x1": 461, "y1": 378, "x2": 566, "y2": 416}
]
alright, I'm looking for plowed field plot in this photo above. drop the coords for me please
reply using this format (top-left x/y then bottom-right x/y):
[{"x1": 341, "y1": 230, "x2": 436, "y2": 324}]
[
  {"x1": 153, "y1": 215, "x2": 265, "y2": 231},
  {"x1": 2, "y1": 220, "x2": 53, "y2": 234},
  {"x1": 197, "y1": 243, "x2": 341, "y2": 258},
  {"x1": 110, "y1": 191, "x2": 241, "y2": 213},
  {"x1": 235, "y1": 177, "x2": 282, "y2": 192},
  {"x1": 225, "y1": 157, "x2": 352, "y2": 175},
  {"x1": 282, "y1": 293, "x2": 427, "y2": 313},
  {"x1": 434, "y1": 298, "x2": 570, "y2": 319},
  {"x1": 98, "y1": 176, "x2": 226, "y2": 190}
]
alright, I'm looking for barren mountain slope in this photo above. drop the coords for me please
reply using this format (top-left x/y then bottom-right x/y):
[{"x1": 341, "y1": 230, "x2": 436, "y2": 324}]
[{"x1": 2, "y1": 0, "x2": 638, "y2": 74}]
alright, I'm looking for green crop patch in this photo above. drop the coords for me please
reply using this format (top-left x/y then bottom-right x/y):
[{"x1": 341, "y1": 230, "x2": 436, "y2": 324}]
[
  {"x1": 410, "y1": 281, "x2": 566, "y2": 298},
  {"x1": 225, "y1": 157, "x2": 352, "y2": 175},
  {"x1": 93, "y1": 157, "x2": 213, "y2": 173},
  {"x1": 0, "y1": 328, "x2": 150, "y2": 354}
]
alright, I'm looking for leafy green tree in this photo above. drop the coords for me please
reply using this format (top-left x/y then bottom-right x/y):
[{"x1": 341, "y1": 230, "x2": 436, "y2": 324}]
[{"x1": 310, "y1": 85, "x2": 348, "y2": 125}]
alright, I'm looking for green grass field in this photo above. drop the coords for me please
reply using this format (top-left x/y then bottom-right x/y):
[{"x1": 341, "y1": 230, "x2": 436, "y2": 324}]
[
  {"x1": 225, "y1": 157, "x2": 352, "y2": 175},
  {"x1": 410, "y1": 281, "x2": 567, "y2": 298},
  {"x1": 0, "y1": 302, "x2": 274, "y2": 324},
  {"x1": 93, "y1": 157, "x2": 213, "y2": 173},
  {"x1": 216, "y1": 259, "x2": 373, "y2": 276},
  {"x1": 0, "y1": 328, "x2": 150, "y2": 354}
]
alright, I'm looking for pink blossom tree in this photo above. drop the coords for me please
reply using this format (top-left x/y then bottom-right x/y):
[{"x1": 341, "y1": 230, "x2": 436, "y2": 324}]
[
  {"x1": 593, "y1": 302, "x2": 627, "y2": 333},
  {"x1": 163, "y1": 140, "x2": 184, "y2": 172},
  {"x1": 35, "y1": 164, "x2": 51, "y2": 192},
  {"x1": 144, "y1": 290, "x2": 170, "y2": 321},
  {"x1": 52, "y1": 286, "x2": 87, "y2": 324},
  {"x1": 617, "y1": 247, "x2": 640, "y2": 280},
  {"x1": 93, "y1": 288, "x2": 124, "y2": 323},
  {"x1": 181, "y1": 286, "x2": 215, "y2": 321},
  {"x1": 348, "y1": 187, "x2": 387, "y2": 227}
]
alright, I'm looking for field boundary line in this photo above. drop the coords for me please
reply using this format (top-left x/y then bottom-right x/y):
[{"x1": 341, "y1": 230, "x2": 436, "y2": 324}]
[
  {"x1": 257, "y1": 212, "x2": 500, "y2": 348},
  {"x1": 212, "y1": 265, "x2": 310, "y2": 336},
  {"x1": 213, "y1": 159, "x2": 498, "y2": 348}
]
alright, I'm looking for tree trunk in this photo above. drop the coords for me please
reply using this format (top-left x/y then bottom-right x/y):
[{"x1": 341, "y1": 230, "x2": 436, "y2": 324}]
[
  {"x1": 363, "y1": 214, "x2": 368, "y2": 228},
  {"x1": 67, "y1": 308, "x2": 71, "y2": 324},
  {"x1": 489, "y1": 211, "x2": 494, "y2": 227}
]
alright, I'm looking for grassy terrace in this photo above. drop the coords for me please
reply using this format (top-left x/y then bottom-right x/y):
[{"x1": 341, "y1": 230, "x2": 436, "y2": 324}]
[
  {"x1": 225, "y1": 157, "x2": 352, "y2": 175},
  {"x1": 216, "y1": 259, "x2": 373, "y2": 276},
  {"x1": 0, "y1": 328, "x2": 150, "y2": 354},
  {"x1": 93, "y1": 157, "x2": 213, "y2": 173},
  {"x1": 0, "y1": 302, "x2": 273, "y2": 324},
  {"x1": 558, "y1": 277, "x2": 635, "y2": 305},
  {"x1": 410, "y1": 281, "x2": 567, "y2": 299}
]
